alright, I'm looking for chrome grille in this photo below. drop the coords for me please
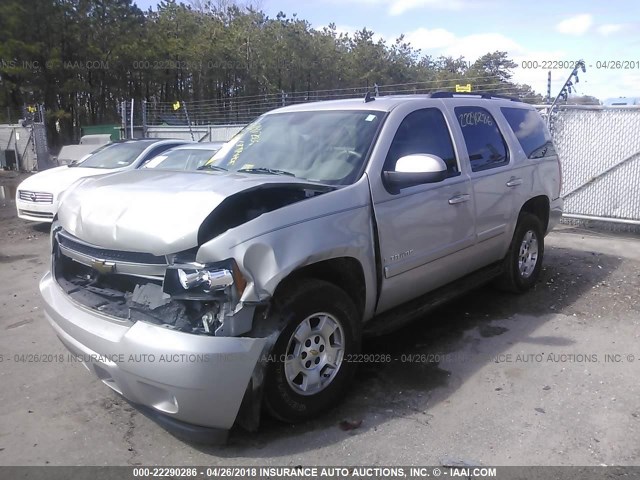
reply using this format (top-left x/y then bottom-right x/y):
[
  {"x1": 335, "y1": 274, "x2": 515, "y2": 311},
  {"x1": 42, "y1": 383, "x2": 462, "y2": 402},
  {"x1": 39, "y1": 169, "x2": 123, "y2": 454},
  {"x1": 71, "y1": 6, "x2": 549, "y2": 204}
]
[
  {"x1": 18, "y1": 190, "x2": 53, "y2": 203},
  {"x1": 55, "y1": 230, "x2": 168, "y2": 280},
  {"x1": 57, "y1": 231, "x2": 167, "y2": 265}
]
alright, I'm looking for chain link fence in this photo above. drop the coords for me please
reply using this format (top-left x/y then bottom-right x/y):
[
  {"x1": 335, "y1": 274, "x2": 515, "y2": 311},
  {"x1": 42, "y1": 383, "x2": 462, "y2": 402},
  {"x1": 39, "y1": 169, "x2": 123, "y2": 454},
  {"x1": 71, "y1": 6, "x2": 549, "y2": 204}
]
[
  {"x1": 551, "y1": 105, "x2": 640, "y2": 232},
  {"x1": 143, "y1": 86, "x2": 372, "y2": 127},
  {"x1": 0, "y1": 107, "x2": 25, "y2": 125},
  {"x1": 141, "y1": 79, "x2": 542, "y2": 127}
]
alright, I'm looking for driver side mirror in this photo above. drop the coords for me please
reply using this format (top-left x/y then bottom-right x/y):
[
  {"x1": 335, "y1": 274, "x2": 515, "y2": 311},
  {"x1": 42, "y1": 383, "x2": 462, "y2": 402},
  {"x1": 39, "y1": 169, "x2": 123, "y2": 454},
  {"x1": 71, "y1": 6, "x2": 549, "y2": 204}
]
[{"x1": 383, "y1": 154, "x2": 448, "y2": 191}]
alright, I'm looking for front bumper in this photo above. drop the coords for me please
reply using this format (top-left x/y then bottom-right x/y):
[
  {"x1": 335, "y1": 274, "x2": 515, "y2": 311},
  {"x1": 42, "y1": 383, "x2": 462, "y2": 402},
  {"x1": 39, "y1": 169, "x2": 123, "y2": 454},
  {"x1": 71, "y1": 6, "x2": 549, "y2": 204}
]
[
  {"x1": 16, "y1": 199, "x2": 56, "y2": 222},
  {"x1": 39, "y1": 271, "x2": 267, "y2": 432}
]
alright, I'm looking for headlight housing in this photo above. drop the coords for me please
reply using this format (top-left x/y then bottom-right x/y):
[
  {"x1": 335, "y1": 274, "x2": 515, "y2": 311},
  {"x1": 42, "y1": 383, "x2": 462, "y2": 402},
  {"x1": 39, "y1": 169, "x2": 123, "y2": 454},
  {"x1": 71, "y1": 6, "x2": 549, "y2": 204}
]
[
  {"x1": 162, "y1": 258, "x2": 251, "y2": 336},
  {"x1": 163, "y1": 259, "x2": 246, "y2": 299}
]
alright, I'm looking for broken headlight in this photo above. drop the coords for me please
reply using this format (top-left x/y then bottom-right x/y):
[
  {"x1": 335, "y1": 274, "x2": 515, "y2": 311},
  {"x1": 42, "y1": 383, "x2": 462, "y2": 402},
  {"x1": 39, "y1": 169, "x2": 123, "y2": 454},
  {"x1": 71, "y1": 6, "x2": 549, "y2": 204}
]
[
  {"x1": 163, "y1": 259, "x2": 246, "y2": 299},
  {"x1": 178, "y1": 267, "x2": 233, "y2": 290},
  {"x1": 161, "y1": 258, "x2": 250, "y2": 336}
]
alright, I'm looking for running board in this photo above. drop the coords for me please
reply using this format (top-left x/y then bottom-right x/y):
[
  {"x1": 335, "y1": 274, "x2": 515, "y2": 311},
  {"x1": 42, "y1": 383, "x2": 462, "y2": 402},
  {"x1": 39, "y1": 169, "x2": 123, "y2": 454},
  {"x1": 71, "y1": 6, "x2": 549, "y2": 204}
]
[{"x1": 364, "y1": 261, "x2": 504, "y2": 337}]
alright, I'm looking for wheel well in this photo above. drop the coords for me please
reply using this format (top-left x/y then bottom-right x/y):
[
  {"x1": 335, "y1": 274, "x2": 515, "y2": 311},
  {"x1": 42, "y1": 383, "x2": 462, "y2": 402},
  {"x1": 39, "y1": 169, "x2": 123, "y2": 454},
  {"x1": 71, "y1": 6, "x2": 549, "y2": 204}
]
[
  {"x1": 276, "y1": 258, "x2": 366, "y2": 317},
  {"x1": 520, "y1": 196, "x2": 550, "y2": 233}
]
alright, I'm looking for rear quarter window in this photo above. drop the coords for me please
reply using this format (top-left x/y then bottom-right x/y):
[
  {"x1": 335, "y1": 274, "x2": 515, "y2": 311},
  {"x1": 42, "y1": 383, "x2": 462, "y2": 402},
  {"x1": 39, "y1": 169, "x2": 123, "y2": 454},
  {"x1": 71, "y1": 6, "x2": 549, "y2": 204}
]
[
  {"x1": 455, "y1": 106, "x2": 509, "y2": 172},
  {"x1": 501, "y1": 107, "x2": 556, "y2": 159}
]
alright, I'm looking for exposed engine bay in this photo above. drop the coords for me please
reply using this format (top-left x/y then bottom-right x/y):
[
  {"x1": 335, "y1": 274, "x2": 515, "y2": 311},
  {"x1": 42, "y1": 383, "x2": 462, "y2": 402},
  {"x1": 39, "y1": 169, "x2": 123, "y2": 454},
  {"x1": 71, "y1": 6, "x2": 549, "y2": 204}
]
[
  {"x1": 52, "y1": 228, "x2": 248, "y2": 336},
  {"x1": 197, "y1": 183, "x2": 333, "y2": 243},
  {"x1": 53, "y1": 250, "x2": 230, "y2": 334}
]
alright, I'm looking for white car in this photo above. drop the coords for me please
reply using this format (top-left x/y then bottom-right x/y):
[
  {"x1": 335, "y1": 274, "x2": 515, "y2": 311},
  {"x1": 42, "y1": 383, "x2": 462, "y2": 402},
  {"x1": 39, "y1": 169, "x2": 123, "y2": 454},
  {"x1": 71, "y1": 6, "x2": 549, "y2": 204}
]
[{"x1": 16, "y1": 139, "x2": 187, "y2": 222}]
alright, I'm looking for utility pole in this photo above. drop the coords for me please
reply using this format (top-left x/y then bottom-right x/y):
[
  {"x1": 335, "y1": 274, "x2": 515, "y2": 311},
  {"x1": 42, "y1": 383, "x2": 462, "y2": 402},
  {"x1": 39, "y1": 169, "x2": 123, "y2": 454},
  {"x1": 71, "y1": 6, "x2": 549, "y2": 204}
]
[{"x1": 546, "y1": 71, "x2": 552, "y2": 103}]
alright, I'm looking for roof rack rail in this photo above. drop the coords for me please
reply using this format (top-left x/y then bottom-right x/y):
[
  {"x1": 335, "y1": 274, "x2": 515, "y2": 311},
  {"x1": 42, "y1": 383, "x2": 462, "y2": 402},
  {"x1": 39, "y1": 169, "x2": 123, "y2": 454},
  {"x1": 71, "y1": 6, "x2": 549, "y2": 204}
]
[{"x1": 430, "y1": 91, "x2": 522, "y2": 102}]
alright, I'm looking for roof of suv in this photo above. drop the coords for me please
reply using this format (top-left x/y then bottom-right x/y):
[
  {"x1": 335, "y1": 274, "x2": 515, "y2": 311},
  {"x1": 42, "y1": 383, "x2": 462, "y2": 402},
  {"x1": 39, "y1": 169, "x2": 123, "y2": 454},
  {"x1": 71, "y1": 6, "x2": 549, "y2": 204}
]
[{"x1": 269, "y1": 93, "x2": 534, "y2": 115}]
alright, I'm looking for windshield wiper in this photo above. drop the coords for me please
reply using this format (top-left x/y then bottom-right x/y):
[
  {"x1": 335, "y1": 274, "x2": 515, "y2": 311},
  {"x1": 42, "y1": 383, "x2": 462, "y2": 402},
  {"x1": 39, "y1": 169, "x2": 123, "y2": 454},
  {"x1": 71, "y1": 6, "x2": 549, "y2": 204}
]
[
  {"x1": 197, "y1": 164, "x2": 227, "y2": 171},
  {"x1": 237, "y1": 167, "x2": 295, "y2": 177}
]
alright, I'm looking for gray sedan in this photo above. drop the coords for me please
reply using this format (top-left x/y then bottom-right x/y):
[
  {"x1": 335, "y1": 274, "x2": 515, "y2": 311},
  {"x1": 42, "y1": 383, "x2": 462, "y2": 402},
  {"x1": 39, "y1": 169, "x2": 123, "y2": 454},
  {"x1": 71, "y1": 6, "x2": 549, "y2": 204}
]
[{"x1": 144, "y1": 142, "x2": 226, "y2": 171}]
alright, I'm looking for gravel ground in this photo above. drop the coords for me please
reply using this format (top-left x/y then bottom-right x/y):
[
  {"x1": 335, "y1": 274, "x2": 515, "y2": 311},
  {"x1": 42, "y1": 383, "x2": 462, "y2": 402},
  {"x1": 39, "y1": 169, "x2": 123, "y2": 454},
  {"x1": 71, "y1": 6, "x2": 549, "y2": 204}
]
[{"x1": 1, "y1": 171, "x2": 639, "y2": 467}]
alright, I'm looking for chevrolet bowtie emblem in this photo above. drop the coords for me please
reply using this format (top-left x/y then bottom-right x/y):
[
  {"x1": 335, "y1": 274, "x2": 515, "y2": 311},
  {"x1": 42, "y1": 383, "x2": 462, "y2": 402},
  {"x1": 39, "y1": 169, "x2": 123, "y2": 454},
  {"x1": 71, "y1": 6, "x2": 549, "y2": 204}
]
[{"x1": 91, "y1": 260, "x2": 115, "y2": 274}]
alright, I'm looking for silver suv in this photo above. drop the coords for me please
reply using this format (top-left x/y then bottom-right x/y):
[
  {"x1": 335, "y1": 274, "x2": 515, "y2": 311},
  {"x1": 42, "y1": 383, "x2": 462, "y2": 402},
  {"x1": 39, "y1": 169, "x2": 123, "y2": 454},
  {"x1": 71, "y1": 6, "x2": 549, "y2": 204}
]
[{"x1": 40, "y1": 93, "x2": 562, "y2": 441}]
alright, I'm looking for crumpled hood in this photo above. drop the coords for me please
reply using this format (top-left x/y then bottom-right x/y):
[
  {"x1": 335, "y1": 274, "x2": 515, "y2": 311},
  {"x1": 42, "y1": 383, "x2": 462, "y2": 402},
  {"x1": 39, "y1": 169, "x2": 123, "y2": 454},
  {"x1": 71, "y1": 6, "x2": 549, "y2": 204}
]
[
  {"x1": 18, "y1": 166, "x2": 111, "y2": 198},
  {"x1": 58, "y1": 169, "x2": 319, "y2": 255}
]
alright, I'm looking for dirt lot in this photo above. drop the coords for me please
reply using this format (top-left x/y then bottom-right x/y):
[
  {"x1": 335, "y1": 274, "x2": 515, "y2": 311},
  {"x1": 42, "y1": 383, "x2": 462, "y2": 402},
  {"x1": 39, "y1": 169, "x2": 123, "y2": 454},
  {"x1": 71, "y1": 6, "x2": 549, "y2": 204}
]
[{"x1": 1, "y1": 171, "x2": 640, "y2": 467}]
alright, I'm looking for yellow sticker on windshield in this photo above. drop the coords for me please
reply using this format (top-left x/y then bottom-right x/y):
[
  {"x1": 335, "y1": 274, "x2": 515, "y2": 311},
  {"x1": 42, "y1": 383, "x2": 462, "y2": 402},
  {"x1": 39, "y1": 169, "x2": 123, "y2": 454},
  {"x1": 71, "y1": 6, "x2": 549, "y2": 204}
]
[
  {"x1": 228, "y1": 140, "x2": 245, "y2": 166},
  {"x1": 249, "y1": 123, "x2": 262, "y2": 145}
]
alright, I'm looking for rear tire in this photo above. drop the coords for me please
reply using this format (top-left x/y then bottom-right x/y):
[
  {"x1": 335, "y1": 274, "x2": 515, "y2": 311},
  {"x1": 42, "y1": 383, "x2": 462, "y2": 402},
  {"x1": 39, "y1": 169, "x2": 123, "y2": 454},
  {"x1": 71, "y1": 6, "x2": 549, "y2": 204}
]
[
  {"x1": 264, "y1": 279, "x2": 361, "y2": 423},
  {"x1": 496, "y1": 213, "x2": 545, "y2": 293}
]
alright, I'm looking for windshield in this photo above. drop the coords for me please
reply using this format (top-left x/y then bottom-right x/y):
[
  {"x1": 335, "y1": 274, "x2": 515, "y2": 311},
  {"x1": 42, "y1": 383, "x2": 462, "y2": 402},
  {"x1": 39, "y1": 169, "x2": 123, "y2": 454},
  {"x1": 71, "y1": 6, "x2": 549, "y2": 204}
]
[
  {"x1": 205, "y1": 110, "x2": 384, "y2": 185},
  {"x1": 78, "y1": 142, "x2": 153, "y2": 169},
  {"x1": 144, "y1": 148, "x2": 219, "y2": 170}
]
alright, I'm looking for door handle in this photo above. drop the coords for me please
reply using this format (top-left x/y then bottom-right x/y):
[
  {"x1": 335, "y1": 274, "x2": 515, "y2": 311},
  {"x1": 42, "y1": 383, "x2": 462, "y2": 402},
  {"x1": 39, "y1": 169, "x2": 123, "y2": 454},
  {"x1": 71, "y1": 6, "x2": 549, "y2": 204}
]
[
  {"x1": 448, "y1": 194, "x2": 470, "y2": 205},
  {"x1": 506, "y1": 177, "x2": 523, "y2": 187}
]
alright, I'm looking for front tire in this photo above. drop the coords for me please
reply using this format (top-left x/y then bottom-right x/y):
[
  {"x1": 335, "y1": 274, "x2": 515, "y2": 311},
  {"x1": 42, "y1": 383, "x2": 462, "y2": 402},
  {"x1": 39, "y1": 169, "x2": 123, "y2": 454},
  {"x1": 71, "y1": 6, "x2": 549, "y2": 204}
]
[
  {"x1": 497, "y1": 213, "x2": 545, "y2": 293},
  {"x1": 264, "y1": 279, "x2": 361, "y2": 423}
]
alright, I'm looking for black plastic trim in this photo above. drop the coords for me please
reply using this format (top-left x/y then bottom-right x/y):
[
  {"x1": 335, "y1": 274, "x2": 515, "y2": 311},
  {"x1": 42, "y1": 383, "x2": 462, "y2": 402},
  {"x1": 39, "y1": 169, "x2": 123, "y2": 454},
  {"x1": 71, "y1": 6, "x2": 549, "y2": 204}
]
[{"x1": 134, "y1": 402, "x2": 230, "y2": 445}]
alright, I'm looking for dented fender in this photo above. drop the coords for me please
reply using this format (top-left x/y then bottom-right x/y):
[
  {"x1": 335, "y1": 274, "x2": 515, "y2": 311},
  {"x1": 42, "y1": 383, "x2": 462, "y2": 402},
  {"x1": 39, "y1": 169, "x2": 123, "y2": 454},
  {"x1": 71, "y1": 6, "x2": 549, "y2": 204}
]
[{"x1": 196, "y1": 177, "x2": 378, "y2": 322}]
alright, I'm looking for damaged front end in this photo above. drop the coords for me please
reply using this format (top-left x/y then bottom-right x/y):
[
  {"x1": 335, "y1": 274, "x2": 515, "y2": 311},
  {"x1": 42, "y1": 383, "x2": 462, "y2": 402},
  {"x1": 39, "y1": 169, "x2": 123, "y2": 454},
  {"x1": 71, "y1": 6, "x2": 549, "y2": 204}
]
[
  {"x1": 45, "y1": 225, "x2": 276, "y2": 436},
  {"x1": 53, "y1": 228, "x2": 258, "y2": 337}
]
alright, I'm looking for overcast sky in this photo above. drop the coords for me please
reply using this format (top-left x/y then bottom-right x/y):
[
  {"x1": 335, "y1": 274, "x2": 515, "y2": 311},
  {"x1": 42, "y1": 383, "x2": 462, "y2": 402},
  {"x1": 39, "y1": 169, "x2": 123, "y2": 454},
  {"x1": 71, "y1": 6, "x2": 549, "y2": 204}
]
[{"x1": 135, "y1": 0, "x2": 640, "y2": 101}]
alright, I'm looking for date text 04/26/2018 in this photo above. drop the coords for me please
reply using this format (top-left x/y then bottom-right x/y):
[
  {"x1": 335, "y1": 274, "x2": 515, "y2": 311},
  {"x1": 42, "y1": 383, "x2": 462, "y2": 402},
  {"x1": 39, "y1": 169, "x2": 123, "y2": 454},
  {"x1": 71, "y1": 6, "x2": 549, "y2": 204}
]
[{"x1": 521, "y1": 60, "x2": 640, "y2": 69}]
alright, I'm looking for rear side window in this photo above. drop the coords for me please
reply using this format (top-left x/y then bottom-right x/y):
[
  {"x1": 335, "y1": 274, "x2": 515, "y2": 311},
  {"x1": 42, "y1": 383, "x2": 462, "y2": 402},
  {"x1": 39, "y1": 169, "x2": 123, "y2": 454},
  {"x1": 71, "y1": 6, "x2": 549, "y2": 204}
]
[
  {"x1": 139, "y1": 143, "x2": 182, "y2": 167},
  {"x1": 455, "y1": 106, "x2": 509, "y2": 172},
  {"x1": 385, "y1": 108, "x2": 459, "y2": 178},
  {"x1": 501, "y1": 107, "x2": 555, "y2": 159}
]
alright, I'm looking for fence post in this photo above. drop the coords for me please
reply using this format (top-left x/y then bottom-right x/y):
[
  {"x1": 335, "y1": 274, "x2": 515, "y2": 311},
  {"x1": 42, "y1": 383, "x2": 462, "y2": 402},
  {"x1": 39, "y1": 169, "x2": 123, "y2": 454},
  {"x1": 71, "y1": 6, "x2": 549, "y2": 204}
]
[
  {"x1": 130, "y1": 99, "x2": 134, "y2": 139},
  {"x1": 142, "y1": 99, "x2": 148, "y2": 138},
  {"x1": 120, "y1": 100, "x2": 127, "y2": 139},
  {"x1": 183, "y1": 102, "x2": 195, "y2": 141},
  {"x1": 13, "y1": 126, "x2": 20, "y2": 170}
]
